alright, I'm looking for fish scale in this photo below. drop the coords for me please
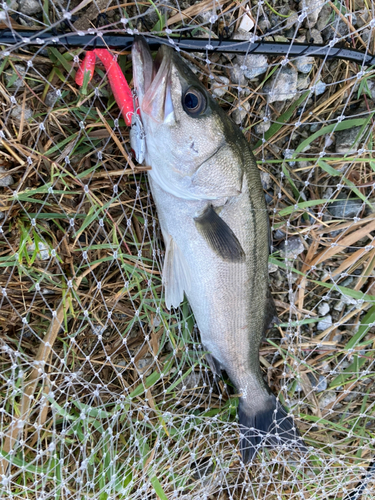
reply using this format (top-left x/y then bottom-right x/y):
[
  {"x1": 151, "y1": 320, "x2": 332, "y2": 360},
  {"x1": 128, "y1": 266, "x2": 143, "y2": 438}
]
[{"x1": 132, "y1": 36, "x2": 306, "y2": 462}]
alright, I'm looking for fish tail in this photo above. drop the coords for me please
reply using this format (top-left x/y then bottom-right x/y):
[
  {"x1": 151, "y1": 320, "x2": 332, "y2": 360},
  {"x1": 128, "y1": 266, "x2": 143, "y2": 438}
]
[{"x1": 238, "y1": 395, "x2": 306, "y2": 463}]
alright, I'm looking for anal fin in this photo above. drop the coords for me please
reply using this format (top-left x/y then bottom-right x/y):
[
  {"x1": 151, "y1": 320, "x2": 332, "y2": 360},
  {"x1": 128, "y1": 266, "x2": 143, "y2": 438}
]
[{"x1": 163, "y1": 235, "x2": 191, "y2": 310}]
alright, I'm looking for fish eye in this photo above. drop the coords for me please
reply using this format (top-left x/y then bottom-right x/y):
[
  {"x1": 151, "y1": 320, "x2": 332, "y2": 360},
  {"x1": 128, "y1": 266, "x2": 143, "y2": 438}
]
[{"x1": 182, "y1": 87, "x2": 206, "y2": 116}]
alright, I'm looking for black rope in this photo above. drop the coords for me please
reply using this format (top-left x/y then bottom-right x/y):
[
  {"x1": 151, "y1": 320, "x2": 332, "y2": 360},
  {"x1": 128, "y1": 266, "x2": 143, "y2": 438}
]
[{"x1": 0, "y1": 30, "x2": 375, "y2": 66}]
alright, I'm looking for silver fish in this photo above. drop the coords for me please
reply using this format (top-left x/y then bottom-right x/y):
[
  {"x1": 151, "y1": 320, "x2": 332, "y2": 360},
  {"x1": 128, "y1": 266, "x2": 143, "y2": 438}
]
[{"x1": 132, "y1": 37, "x2": 305, "y2": 462}]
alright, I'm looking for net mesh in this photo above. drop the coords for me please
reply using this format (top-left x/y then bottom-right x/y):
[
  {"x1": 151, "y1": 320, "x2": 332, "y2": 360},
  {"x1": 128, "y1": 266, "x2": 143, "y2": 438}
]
[{"x1": 0, "y1": 0, "x2": 374, "y2": 498}]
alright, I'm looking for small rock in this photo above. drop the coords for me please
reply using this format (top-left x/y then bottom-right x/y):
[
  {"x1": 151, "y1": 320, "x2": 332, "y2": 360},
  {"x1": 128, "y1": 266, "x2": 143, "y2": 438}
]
[
  {"x1": 256, "y1": 110, "x2": 272, "y2": 134},
  {"x1": 285, "y1": 11, "x2": 299, "y2": 30},
  {"x1": 27, "y1": 241, "x2": 50, "y2": 260},
  {"x1": 356, "y1": 9, "x2": 370, "y2": 29},
  {"x1": 300, "y1": 0, "x2": 326, "y2": 28},
  {"x1": 19, "y1": 0, "x2": 42, "y2": 15},
  {"x1": 265, "y1": 67, "x2": 298, "y2": 103},
  {"x1": 255, "y1": 119, "x2": 271, "y2": 134},
  {"x1": 297, "y1": 74, "x2": 311, "y2": 90},
  {"x1": 361, "y1": 28, "x2": 371, "y2": 44},
  {"x1": 268, "y1": 262, "x2": 278, "y2": 273},
  {"x1": 274, "y1": 229, "x2": 286, "y2": 240},
  {"x1": 317, "y1": 315, "x2": 332, "y2": 331},
  {"x1": 309, "y1": 29, "x2": 323, "y2": 44},
  {"x1": 136, "y1": 355, "x2": 153, "y2": 374},
  {"x1": 328, "y1": 198, "x2": 362, "y2": 218},
  {"x1": 4, "y1": 63, "x2": 26, "y2": 88},
  {"x1": 310, "y1": 123, "x2": 320, "y2": 133},
  {"x1": 45, "y1": 90, "x2": 60, "y2": 107},
  {"x1": 319, "y1": 391, "x2": 337, "y2": 409},
  {"x1": 335, "y1": 126, "x2": 365, "y2": 154},
  {"x1": 340, "y1": 276, "x2": 353, "y2": 287},
  {"x1": 316, "y1": 3, "x2": 332, "y2": 31},
  {"x1": 308, "y1": 373, "x2": 327, "y2": 392},
  {"x1": 229, "y1": 64, "x2": 247, "y2": 86},
  {"x1": 6, "y1": 0, "x2": 19, "y2": 10},
  {"x1": 211, "y1": 75, "x2": 230, "y2": 98},
  {"x1": 334, "y1": 300, "x2": 345, "y2": 312},
  {"x1": 235, "y1": 54, "x2": 268, "y2": 80},
  {"x1": 231, "y1": 101, "x2": 250, "y2": 125},
  {"x1": 295, "y1": 56, "x2": 314, "y2": 74},
  {"x1": 260, "y1": 172, "x2": 272, "y2": 190},
  {"x1": 318, "y1": 302, "x2": 330, "y2": 316},
  {"x1": 258, "y1": 17, "x2": 271, "y2": 32},
  {"x1": 332, "y1": 333, "x2": 342, "y2": 344},
  {"x1": 10, "y1": 104, "x2": 33, "y2": 122},
  {"x1": 92, "y1": 324, "x2": 106, "y2": 336},
  {"x1": 314, "y1": 80, "x2": 327, "y2": 96},
  {"x1": 341, "y1": 294, "x2": 357, "y2": 306},
  {"x1": 0, "y1": 167, "x2": 14, "y2": 187},
  {"x1": 279, "y1": 237, "x2": 304, "y2": 258},
  {"x1": 143, "y1": 6, "x2": 160, "y2": 26},
  {"x1": 238, "y1": 6, "x2": 254, "y2": 32},
  {"x1": 319, "y1": 361, "x2": 331, "y2": 374}
]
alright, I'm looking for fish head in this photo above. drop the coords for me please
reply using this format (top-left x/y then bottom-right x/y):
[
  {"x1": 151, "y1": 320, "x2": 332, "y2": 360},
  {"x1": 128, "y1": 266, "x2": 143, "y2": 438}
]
[{"x1": 132, "y1": 38, "x2": 236, "y2": 199}]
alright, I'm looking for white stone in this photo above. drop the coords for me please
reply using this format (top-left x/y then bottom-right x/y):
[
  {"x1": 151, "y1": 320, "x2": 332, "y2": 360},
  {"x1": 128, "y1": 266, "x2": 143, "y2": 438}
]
[
  {"x1": 239, "y1": 6, "x2": 254, "y2": 32},
  {"x1": 265, "y1": 67, "x2": 298, "y2": 103},
  {"x1": 295, "y1": 56, "x2": 314, "y2": 74},
  {"x1": 317, "y1": 315, "x2": 332, "y2": 331},
  {"x1": 10, "y1": 104, "x2": 33, "y2": 122},
  {"x1": 318, "y1": 302, "x2": 330, "y2": 316},
  {"x1": 19, "y1": 0, "x2": 42, "y2": 15},
  {"x1": 27, "y1": 242, "x2": 50, "y2": 260},
  {"x1": 235, "y1": 54, "x2": 268, "y2": 80},
  {"x1": 268, "y1": 262, "x2": 278, "y2": 273},
  {"x1": 299, "y1": 0, "x2": 326, "y2": 28},
  {"x1": 211, "y1": 76, "x2": 230, "y2": 98},
  {"x1": 0, "y1": 167, "x2": 14, "y2": 187},
  {"x1": 319, "y1": 391, "x2": 337, "y2": 409}
]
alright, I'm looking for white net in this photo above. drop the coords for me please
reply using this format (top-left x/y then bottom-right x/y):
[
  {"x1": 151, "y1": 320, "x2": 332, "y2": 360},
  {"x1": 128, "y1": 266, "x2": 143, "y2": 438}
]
[{"x1": 0, "y1": 0, "x2": 374, "y2": 498}]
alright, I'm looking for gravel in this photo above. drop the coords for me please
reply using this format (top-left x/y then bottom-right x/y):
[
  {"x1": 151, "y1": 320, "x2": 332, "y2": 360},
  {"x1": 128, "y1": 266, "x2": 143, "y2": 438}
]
[
  {"x1": 19, "y1": 0, "x2": 42, "y2": 15},
  {"x1": 297, "y1": 74, "x2": 311, "y2": 90},
  {"x1": 232, "y1": 101, "x2": 250, "y2": 125},
  {"x1": 317, "y1": 315, "x2": 332, "y2": 331},
  {"x1": 328, "y1": 198, "x2": 363, "y2": 218},
  {"x1": 229, "y1": 63, "x2": 247, "y2": 86},
  {"x1": 314, "y1": 80, "x2": 327, "y2": 96},
  {"x1": 211, "y1": 76, "x2": 230, "y2": 98},
  {"x1": 279, "y1": 237, "x2": 305, "y2": 258},
  {"x1": 318, "y1": 302, "x2": 330, "y2": 316},
  {"x1": 0, "y1": 167, "x2": 14, "y2": 187},
  {"x1": 10, "y1": 104, "x2": 33, "y2": 122},
  {"x1": 4, "y1": 63, "x2": 26, "y2": 88},
  {"x1": 335, "y1": 126, "x2": 365, "y2": 154},
  {"x1": 265, "y1": 67, "x2": 298, "y2": 103},
  {"x1": 235, "y1": 54, "x2": 268, "y2": 80},
  {"x1": 309, "y1": 29, "x2": 323, "y2": 44},
  {"x1": 27, "y1": 242, "x2": 50, "y2": 260},
  {"x1": 300, "y1": 0, "x2": 326, "y2": 28},
  {"x1": 319, "y1": 391, "x2": 337, "y2": 409},
  {"x1": 295, "y1": 56, "x2": 314, "y2": 74}
]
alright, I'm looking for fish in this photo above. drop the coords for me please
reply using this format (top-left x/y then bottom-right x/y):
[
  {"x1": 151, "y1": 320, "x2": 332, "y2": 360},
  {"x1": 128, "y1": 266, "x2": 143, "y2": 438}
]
[{"x1": 131, "y1": 37, "x2": 306, "y2": 462}]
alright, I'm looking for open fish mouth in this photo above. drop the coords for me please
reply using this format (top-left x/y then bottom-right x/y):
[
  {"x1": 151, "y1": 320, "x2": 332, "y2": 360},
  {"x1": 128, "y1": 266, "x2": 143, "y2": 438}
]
[{"x1": 132, "y1": 37, "x2": 174, "y2": 123}]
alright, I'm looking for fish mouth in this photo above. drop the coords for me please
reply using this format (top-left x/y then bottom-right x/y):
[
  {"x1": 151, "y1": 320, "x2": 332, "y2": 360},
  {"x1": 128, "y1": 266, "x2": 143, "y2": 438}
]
[{"x1": 132, "y1": 37, "x2": 174, "y2": 123}]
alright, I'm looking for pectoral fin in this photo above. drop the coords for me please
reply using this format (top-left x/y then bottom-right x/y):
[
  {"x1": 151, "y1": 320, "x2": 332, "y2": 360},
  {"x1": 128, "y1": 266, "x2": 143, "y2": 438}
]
[
  {"x1": 194, "y1": 205, "x2": 245, "y2": 263},
  {"x1": 163, "y1": 235, "x2": 191, "y2": 310}
]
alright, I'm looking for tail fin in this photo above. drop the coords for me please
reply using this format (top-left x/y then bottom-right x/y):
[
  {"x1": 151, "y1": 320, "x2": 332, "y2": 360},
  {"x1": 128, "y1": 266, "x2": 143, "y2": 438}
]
[{"x1": 238, "y1": 396, "x2": 306, "y2": 463}]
